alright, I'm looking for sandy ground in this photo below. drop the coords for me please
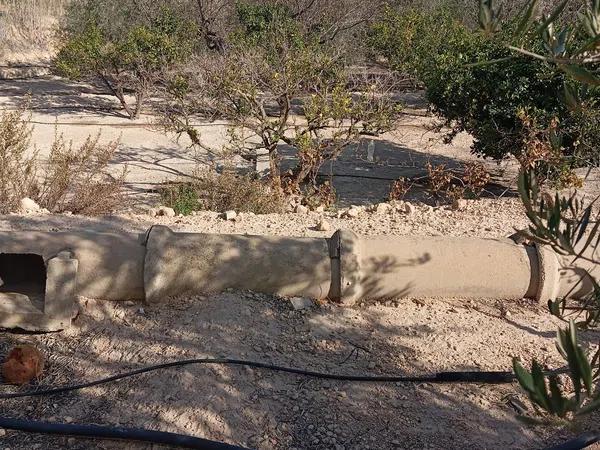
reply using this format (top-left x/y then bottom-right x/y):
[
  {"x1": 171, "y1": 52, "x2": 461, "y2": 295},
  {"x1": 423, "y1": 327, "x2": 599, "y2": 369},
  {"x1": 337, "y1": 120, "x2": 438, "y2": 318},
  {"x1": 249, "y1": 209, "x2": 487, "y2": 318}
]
[{"x1": 0, "y1": 74, "x2": 599, "y2": 450}]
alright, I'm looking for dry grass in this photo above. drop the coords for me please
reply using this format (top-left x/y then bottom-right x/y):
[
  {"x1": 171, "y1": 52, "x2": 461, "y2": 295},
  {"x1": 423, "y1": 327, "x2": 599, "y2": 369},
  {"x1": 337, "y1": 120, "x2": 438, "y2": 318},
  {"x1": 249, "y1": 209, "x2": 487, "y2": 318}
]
[
  {"x1": 0, "y1": 0, "x2": 68, "y2": 60},
  {"x1": 161, "y1": 170, "x2": 286, "y2": 215},
  {"x1": 0, "y1": 108, "x2": 126, "y2": 215}
]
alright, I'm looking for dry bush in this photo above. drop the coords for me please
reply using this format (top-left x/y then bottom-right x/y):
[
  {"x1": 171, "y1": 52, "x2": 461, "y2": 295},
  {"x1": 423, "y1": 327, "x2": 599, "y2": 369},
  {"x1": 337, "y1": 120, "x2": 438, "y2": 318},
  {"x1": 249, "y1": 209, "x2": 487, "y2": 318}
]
[
  {"x1": 461, "y1": 161, "x2": 491, "y2": 196},
  {"x1": 390, "y1": 160, "x2": 491, "y2": 204},
  {"x1": 37, "y1": 132, "x2": 126, "y2": 214},
  {"x1": 0, "y1": 109, "x2": 125, "y2": 215},
  {"x1": 161, "y1": 170, "x2": 286, "y2": 215},
  {"x1": 0, "y1": 109, "x2": 38, "y2": 213},
  {"x1": 0, "y1": 0, "x2": 68, "y2": 57},
  {"x1": 388, "y1": 176, "x2": 411, "y2": 201},
  {"x1": 300, "y1": 180, "x2": 337, "y2": 210}
]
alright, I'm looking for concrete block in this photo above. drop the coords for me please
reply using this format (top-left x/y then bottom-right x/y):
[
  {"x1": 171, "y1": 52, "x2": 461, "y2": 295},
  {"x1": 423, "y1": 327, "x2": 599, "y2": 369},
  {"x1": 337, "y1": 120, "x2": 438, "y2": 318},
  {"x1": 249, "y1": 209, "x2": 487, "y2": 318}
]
[{"x1": 0, "y1": 252, "x2": 79, "y2": 332}]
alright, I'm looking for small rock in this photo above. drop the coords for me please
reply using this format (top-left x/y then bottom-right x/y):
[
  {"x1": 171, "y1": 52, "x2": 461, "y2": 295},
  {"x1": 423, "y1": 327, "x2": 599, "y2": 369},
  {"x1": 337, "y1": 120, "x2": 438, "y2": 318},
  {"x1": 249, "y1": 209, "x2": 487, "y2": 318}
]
[
  {"x1": 19, "y1": 197, "x2": 40, "y2": 214},
  {"x1": 148, "y1": 208, "x2": 158, "y2": 217},
  {"x1": 344, "y1": 207, "x2": 360, "y2": 218},
  {"x1": 156, "y1": 206, "x2": 176, "y2": 217},
  {"x1": 290, "y1": 297, "x2": 313, "y2": 311},
  {"x1": 316, "y1": 219, "x2": 331, "y2": 232},
  {"x1": 0, "y1": 428, "x2": 5, "y2": 437},
  {"x1": 314, "y1": 205, "x2": 325, "y2": 213},
  {"x1": 295, "y1": 204, "x2": 309, "y2": 214},
  {"x1": 452, "y1": 199, "x2": 467, "y2": 211},
  {"x1": 404, "y1": 203, "x2": 415, "y2": 215},
  {"x1": 375, "y1": 202, "x2": 391, "y2": 214},
  {"x1": 223, "y1": 210, "x2": 237, "y2": 221}
]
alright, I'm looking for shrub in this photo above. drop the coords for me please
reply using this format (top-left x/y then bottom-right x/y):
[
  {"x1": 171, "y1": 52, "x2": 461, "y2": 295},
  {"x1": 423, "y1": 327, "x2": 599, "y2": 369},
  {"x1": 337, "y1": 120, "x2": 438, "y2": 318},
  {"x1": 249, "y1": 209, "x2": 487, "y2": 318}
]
[
  {"x1": 0, "y1": 109, "x2": 38, "y2": 213},
  {"x1": 160, "y1": 183, "x2": 199, "y2": 216},
  {"x1": 161, "y1": 171, "x2": 286, "y2": 215},
  {"x1": 369, "y1": 6, "x2": 600, "y2": 179},
  {"x1": 37, "y1": 133, "x2": 126, "y2": 215},
  {"x1": 0, "y1": 108, "x2": 125, "y2": 215},
  {"x1": 56, "y1": 5, "x2": 198, "y2": 119}
]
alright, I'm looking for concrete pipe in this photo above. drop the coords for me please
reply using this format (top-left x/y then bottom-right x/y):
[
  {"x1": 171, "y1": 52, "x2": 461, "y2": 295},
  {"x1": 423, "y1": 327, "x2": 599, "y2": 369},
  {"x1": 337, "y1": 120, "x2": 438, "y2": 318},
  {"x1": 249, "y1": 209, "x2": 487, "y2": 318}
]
[{"x1": 0, "y1": 226, "x2": 597, "y2": 331}]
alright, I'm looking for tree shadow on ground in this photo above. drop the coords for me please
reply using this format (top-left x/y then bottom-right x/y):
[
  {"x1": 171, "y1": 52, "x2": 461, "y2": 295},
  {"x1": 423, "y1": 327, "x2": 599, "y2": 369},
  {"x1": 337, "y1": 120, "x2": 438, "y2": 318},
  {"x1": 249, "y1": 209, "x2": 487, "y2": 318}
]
[
  {"x1": 0, "y1": 78, "x2": 129, "y2": 118},
  {"x1": 278, "y1": 138, "x2": 517, "y2": 207}
]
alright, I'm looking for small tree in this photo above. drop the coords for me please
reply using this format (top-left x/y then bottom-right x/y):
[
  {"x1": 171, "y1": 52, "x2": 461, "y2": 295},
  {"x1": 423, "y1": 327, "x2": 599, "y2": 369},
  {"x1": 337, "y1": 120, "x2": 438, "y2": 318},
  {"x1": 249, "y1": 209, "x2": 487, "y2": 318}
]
[
  {"x1": 164, "y1": 3, "x2": 401, "y2": 193},
  {"x1": 56, "y1": 7, "x2": 198, "y2": 119}
]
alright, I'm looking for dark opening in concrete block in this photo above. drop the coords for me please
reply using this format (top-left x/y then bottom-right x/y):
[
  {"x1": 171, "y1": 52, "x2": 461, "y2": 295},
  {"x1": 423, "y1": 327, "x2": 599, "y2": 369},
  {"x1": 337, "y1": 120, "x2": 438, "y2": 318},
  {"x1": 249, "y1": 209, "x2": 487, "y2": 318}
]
[
  {"x1": 0, "y1": 252, "x2": 78, "y2": 331},
  {"x1": 0, "y1": 253, "x2": 47, "y2": 313}
]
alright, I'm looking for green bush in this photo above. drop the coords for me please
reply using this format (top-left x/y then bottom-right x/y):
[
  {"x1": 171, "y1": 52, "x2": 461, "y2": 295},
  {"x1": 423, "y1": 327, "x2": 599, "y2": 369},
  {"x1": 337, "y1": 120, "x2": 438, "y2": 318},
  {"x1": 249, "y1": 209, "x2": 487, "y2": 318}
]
[
  {"x1": 369, "y1": 7, "x2": 600, "y2": 176},
  {"x1": 56, "y1": 6, "x2": 198, "y2": 119},
  {"x1": 161, "y1": 171, "x2": 286, "y2": 215}
]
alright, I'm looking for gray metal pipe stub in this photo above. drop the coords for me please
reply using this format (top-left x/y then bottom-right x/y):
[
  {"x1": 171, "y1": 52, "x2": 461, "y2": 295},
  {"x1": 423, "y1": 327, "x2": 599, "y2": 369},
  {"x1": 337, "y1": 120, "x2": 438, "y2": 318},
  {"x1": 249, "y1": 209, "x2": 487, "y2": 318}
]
[{"x1": 0, "y1": 226, "x2": 597, "y2": 331}]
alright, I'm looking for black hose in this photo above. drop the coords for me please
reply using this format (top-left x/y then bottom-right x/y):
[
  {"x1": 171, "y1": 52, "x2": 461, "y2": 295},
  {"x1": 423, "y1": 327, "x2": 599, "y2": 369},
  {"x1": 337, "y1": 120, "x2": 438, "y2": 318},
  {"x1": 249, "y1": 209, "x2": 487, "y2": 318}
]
[
  {"x1": 543, "y1": 432, "x2": 600, "y2": 450},
  {"x1": 0, "y1": 416, "x2": 249, "y2": 450},
  {"x1": 0, "y1": 357, "x2": 517, "y2": 400}
]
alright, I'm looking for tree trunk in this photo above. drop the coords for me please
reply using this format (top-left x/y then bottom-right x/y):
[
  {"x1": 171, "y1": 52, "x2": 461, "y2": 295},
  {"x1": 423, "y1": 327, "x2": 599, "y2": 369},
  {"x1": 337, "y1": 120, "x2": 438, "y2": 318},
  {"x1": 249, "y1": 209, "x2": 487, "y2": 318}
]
[
  {"x1": 99, "y1": 74, "x2": 135, "y2": 119},
  {"x1": 268, "y1": 146, "x2": 282, "y2": 190}
]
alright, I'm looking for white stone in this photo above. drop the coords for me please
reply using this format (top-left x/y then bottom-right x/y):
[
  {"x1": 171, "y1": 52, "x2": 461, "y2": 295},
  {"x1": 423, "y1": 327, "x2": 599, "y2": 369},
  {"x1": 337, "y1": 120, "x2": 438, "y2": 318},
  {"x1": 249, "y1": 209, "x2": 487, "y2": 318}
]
[
  {"x1": 375, "y1": 203, "x2": 391, "y2": 214},
  {"x1": 156, "y1": 206, "x2": 176, "y2": 217},
  {"x1": 314, "y1": 205, "x2": 325, "y2": 213},
  {"x1": 290, "y1": 297, "x2": 313, "y2": 311},
  {"x1": 345, "y1": 207, "x2": 360, "y2": 218},
  {"x1": 19, "y1": 197, "x2": 40, "y2": 213},
  {"x1": 295, "y1": 204, "x2": 309, "y2": 214},
  {"x1": 316, "y1": 219, "x2": 331, "y2": 232},
  {"x1": 224, "y1": 210, "x2": 237, "y2": 221}
]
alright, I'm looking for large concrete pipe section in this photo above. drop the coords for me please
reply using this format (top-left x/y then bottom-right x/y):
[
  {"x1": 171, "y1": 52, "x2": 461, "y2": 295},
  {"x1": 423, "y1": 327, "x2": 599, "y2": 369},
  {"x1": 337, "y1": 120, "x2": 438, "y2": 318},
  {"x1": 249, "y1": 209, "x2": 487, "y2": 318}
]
[
  {"x1": 143, "y1": 225, "x2": 331, "y2": 302},
  {"x1": 0, "y1": 226, "x2": 597, "y2": 331}
]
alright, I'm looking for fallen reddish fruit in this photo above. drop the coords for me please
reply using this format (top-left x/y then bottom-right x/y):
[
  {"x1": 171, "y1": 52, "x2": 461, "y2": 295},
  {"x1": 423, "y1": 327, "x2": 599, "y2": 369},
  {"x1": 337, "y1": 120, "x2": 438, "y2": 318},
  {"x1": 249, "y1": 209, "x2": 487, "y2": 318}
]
[{"x1": 1, "y1": 345, "x2": 45, "y2": 385}]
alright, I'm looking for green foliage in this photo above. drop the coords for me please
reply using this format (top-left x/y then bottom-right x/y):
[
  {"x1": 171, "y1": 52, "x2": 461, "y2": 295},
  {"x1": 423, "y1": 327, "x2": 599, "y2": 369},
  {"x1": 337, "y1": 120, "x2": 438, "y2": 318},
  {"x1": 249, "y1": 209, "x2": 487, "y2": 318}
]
[
  {"x1": 56, "y1": 6, "x2": 198, "y2": 118},
  {"x1": 160, "y1": 183, "x2": 199, "y2": 215},
  {"x1": 235, "y1": 2, "x2": 293, "y2": 40},
  {"x1": 161, "y1": 172, "x2": 286, "y2": 214},
  {"x1": 369, "y1": 6, "x2": 600, "y2": 174},
  {"x1": 368, "y1": 6, "x2": 470, "y2": 80},
  {"x1": 513, "y1": 321, "x2": 599, "y2": 421},
  {"x1": 230, "y1": 1, "x2": 311, "y2": 58}
]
